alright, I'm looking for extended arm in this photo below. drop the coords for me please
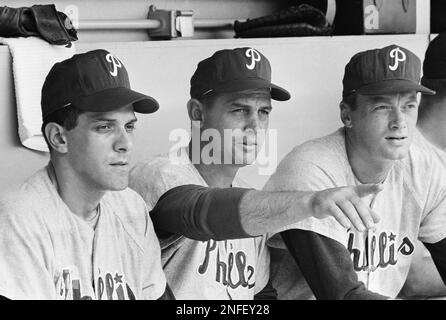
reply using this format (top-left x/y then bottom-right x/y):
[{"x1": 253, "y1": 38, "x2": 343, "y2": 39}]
[{"x1": 150, "y1": 184, "x2": 382, "y2": 241}]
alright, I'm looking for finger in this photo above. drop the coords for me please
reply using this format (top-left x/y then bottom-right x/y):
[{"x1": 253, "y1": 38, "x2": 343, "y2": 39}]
[
  {"x1": 351, "y1": 198, "x2": 377, "y2": 229},
  {"x1": 337, "y1": 201, "x2": 366, "y2": 232},
  {"x1": 355, "y1": 184, "x2": 384, "y2": 197},
  {"x1": 327, "y1": 204, "x2": 352, "y2": 230},
  {"x1": 370, "y1": 209, "x2": 380, "y2": 224}
]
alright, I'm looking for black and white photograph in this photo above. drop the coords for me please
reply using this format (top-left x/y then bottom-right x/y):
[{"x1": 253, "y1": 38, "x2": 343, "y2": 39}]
[{"x1": 1, "y1": 0, "x2": 446, "y2": 309}]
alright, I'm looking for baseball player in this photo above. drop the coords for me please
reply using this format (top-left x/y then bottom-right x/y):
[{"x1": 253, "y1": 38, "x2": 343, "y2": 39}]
[
  {"x1": 0, "y1": 49, "x2": 171, "y2": 300},
  {"x1": 405, "y1": 32, "x2": 446, "y2": 298},
  {"x1": 129, "y1": 47, "x2": 384, "y2": 300},
  {"x1": 263, "y1": 44, "x2": 446, "y2": 300},
  {"x1": 418, "y1": 32, "x2": 446, "y2": 154}
]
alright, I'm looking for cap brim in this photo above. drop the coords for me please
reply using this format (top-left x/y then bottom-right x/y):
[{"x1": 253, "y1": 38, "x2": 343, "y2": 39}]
[
  {"x1": 211, "y1": 78, "x2": 291, "y2": 101},
  {"x1": 73, "y1": 87, "x2": 159, "y2": 114},
  {"x1": 356, "y1": 79, "x2": 436, "y2": 96}
]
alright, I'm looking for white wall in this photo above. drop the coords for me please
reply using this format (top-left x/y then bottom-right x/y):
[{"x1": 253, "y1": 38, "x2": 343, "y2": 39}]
[
  {"x1": 0, "y1": 34, "x2": 431, "y2": 192},
  {"x1": 417, "y1": 0, "x2": 431, "y2": 33},
  {"x1": 1, "y1": 0, "x2": 289, "y2": 41}
]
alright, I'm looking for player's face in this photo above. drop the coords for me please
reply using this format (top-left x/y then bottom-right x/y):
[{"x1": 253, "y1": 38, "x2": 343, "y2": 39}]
[
  {"x1": 346, "y1": 91, "x2": 419, "y2": 163},
  {"x1": 64, "y1": 105, "x2": 137, "y2": 192},
  {"x1": 201, "y1": 88, "x2": 272, "y2": 166}
]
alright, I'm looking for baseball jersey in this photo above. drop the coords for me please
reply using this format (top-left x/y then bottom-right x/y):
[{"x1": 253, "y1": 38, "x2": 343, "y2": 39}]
[
  {"x1": 264, "y1": 128, "x2": 446, "y2": 299},
  {"x1": 129, "y1": 148, "x2": 270, "y2": 300},
  {"x1": 0, "y1": 165, "x2": 166, "y2": 300}
]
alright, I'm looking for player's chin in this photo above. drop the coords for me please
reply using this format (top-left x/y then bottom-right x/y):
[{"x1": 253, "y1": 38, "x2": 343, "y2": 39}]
[
  {"x1": 105, "y1": 176, "x2": 129, "y2": 191},
  {"x1": 233, "y1": 150, "x2": 258, "y2": 166},
  {"x1": 383, "y1": 148, "x2": 410, "y2": 161}
]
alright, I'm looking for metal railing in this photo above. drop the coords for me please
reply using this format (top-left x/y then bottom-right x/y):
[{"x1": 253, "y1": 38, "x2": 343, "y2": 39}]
[{"x1": 77, "y1": 19, "x2": 234, "y2": 30}]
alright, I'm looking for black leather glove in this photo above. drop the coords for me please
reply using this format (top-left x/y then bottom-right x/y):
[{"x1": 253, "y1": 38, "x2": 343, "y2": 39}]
[
  {"x1": 0, "y1": 5, "x2": 77, "y2": 47},
  {"x1": 234, "y1": 4, "x2": 333, "y2": 38}
]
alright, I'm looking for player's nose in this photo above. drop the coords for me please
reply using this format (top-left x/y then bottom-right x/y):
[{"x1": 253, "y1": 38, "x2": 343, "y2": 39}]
[{"x1": 113, "y1": 127, "x2": 133, "y2": 152}]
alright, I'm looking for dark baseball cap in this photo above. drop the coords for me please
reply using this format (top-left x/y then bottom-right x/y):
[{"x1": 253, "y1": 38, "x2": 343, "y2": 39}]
[
  {"x1": 190, "y1": 47, "x2": 291, "y2": 101},
  {"x1": 342, "y1": 44, "x2": 435, "y2": 98},
  {"x1": 422, "y1": 32, "x2": 446, "y2": 84},
  {"x1": 41, "y1": 49, "x2": 159, "y2": 119}
]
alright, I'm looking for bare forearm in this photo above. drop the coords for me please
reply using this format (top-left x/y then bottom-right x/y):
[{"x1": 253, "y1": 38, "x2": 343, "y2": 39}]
[
  {"x1": 241, "y1": 183, "x2": 383, "y2": 236},
  {"x1": 239, "y1": 190, "x2": 314, "y2": 236}
]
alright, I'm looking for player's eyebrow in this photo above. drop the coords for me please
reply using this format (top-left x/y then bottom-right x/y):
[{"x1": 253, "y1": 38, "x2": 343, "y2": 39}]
[
  {"x1": 230, "y1": 102, "x2": 250, "y2": 108},
  {"x1": 230, "y1": 102, "x2": 272, "y2": 109},
  {"x1": 88, "y1": 117, "x2": 138, "y2": 124},
  {"x1": 366, "y1": 93, "x2": 418, "y2": 104},
  {"x1": 366, "y1": 96, "x2": 394, "y2": 103}
]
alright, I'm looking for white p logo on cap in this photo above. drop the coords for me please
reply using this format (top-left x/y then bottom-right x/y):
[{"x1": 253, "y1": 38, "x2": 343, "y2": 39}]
[
  {"x1": 106, "y1": 53, "x2": 122, "y2": 77},
  {"x1": 245, "y1": 48, "x2": 261, "y2": 70},
  {"x1": 389, "y1": 47, "x2": 406, "y2": 71}
]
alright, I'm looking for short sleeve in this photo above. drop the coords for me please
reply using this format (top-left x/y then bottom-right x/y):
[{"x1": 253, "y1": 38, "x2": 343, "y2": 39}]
[
  {"x1": 0, "y1": 198, "x2": 55, "y2": 299},
  {"x1": 129, "y1": 156, "x2": 206, "y2": 248},
  {"x1": 130, "y1": 157, "x2": 202, "y2": 209},
  {"x1": 419, "y1": 159, "x2": 446, "y2": 244},
  {"x1": 141, "y1": 212, "x2": 167, "y2": 300},
  {"x1": 253, "y1": 235, "x2": 270, "y2": 294}
]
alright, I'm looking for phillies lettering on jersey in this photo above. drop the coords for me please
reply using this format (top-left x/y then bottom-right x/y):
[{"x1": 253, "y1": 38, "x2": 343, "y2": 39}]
[
  {"x1": 348, "y1": 231, "x2": 415, "y2": 272},
  {"x1": 198, "y1": 240, "x2": 255, "y2": 289},
  {"x1": 57, "y1": 266, "x2": 136, "y2": 300}
]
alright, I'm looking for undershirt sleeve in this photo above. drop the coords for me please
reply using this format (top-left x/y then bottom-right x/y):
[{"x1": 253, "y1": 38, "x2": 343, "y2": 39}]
[
  {"x1": 424, "y1": 237, "x2": 446, "y2": 285},
  {"x1": 281, "y1": 228, "x2": 388, "y2": 300},
  {"x1": 150, "y1": 184, "x2": 252, "y2": 241}
]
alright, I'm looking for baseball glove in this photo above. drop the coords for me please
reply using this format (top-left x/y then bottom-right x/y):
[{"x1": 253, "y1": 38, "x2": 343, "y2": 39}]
[
  {"x1": 234, "y1": 4, "x2": 333, "y2": 38},
  {"x1": 0, "y1": 5, "x2": 77, "y2": 47}
]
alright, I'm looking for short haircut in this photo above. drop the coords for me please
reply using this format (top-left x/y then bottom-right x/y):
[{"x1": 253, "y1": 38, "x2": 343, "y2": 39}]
[
  {"x1": 196, "y1": 88, "x2": 272, "y2": 109},
  {"x1": 41, "y1": 105, "x2": 85, "y2": 151},
  {"x1": 196, "y1": 91, "x2": 219, "y2": 109},
  {"x1": 342, "y1": 93, "x2": 358, "y2": 111}
]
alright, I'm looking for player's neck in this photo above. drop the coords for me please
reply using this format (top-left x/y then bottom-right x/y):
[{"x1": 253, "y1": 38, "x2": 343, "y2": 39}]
[
  {"x1": 188, "y1": 141, "x2": 238, "y2": 187},
  {"x1": 48, "y1": 160, "x2": 105, "y2": 221},
  {"x1": 345, "y1": 134, "x2": 392, "y2": 184},
  {"x1": 349, "y1": 159, "x2": 391, "y2": 184},
  {"x1": 193, "y1": 163, "x2": 238, "y2": 188}
]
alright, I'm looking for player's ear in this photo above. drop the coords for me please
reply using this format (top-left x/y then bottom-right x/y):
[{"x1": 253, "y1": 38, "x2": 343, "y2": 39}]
[
  {"x1": 45, "y1": 122, "x2": 68, "y2": 154},
  {"x1": 187, "y1": 98, "x2": 204, "y2": 122},
  {"x1": 340, "y1": 101, "x2": 353, "y2": 129}
]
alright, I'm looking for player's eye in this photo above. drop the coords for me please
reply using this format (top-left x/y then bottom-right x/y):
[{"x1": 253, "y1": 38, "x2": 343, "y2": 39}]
[
  {"x1": 233, "y1": 108, "x2": 247, "y2": 114},
  {"x1": 374, "y1": 105, "x2": 390, "y2": 111},
  {"x1": 125, "y1": 123, "x2": 136, "y2": 132},
  {"x1": 95, "y1": 124, "x2": 112, "y2": 132},
  {"x1": 258, "y1": 109, "x2": 270, "y2": 120}
]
